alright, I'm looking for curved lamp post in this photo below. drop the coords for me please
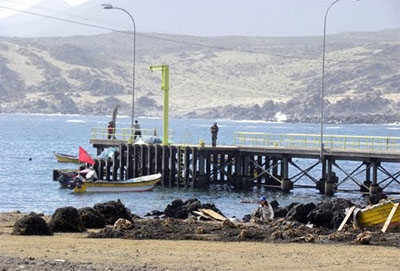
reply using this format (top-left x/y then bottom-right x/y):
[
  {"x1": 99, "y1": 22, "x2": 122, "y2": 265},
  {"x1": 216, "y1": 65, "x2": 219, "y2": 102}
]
[
  {"x1": 320, "y1": 0, "x2": 343, "y2": 160},
  {"x1": 102, "y1": 4, "x2": 136, "y2": 129}
]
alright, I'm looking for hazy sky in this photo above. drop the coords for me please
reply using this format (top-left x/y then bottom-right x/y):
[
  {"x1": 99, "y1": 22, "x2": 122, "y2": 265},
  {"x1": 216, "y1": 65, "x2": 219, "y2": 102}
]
[
  {"x1": 0, "y1": 0, "x2": 89, "y2": 18},
  {"x1": 0, "y1": 0, "x2": 399, "y2": 37}
]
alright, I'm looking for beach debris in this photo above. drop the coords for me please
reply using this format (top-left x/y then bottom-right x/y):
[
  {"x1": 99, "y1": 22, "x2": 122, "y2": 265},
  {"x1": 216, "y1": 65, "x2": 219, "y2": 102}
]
[
  {"x1": 238, "y1": 229, "x2": 249, "y2": 240},
  {"x1": 198, "y1": 209, "x2": 226, "y2": 221},
  {"x1": 196, "y1": 226, "x2": 205, "y2": 234},
  {"x1": 222, "y1": 219, "x2": 237, "y2": 228},
  {"x1": 355, "y1": 231, "x2": 372, "y2": 245},
  {"x1": 291, "y1": 234, "x2": 316, "y2": 243},
  {"x1": 271, "y1": 230, "x2": 284, "y2": 240},
  {"x1": 114, "y1": 218, "x2": 133, "y2": 230},
  {"x1": 163, "y1": 198, "x2": 224, "y2": 219}
]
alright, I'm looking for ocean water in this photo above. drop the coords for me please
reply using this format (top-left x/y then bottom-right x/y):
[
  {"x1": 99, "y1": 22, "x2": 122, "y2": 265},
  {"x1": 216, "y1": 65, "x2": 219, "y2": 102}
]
[{"x1": 0, "y1": 113, "x2": 399, "y2": 218}]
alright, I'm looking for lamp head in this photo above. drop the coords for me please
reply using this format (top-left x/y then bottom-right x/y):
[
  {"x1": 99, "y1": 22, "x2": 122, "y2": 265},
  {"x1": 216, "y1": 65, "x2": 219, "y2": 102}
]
[{"x1": 101, "y1": 3, "x2": 114, "y2": 9}]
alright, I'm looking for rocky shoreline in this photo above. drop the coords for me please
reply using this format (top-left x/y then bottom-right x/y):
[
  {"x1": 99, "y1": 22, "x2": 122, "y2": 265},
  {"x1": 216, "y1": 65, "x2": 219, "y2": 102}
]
[
  {"x1": 2, "y1": 198, "x2": 400, "y2": 270},
  {"x1": 9, "y1": 198, "x2": 400, "y2": 247}
]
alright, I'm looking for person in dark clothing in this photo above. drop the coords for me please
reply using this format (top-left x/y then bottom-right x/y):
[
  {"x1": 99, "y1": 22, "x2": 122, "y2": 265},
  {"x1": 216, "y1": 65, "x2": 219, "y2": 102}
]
[
  {"x1": 107, "y1": 121, "x2": 115, "y2": 139},
  {"x1": 211, "y1": 122, "x2": 219, "y2": 147},
  {"x1": 134, "y1": 120, "x2": 142, "y2": 140}
]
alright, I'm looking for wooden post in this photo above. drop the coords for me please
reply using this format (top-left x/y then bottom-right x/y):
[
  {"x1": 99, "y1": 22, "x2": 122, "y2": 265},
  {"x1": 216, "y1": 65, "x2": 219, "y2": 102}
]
[
  {"x1": 382, "y1": 203, "x2": 399, "y2": 233},
  {"x1": 128, "y1": 145, "x2": 132, "y2": 179},
  {"x1": 119, "y1": 145, "x2": 125, "y2": 180},
  {"x1": 112, "y1": 148, "x2": 118, "y2": 180},
  {"x1": 161, "y1": 145, "x2": 167, "y2": 187},
  {"x1": 169, "y1": 146, "x2": 175, "y2": 187},
  {"x1": 132, "y1": 145, "x2": 137, "y2": 178}
]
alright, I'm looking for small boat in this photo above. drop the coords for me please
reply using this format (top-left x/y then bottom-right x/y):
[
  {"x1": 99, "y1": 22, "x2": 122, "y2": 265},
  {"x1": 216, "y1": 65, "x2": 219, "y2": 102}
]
[
  {"x1": 71, "y1": 173, "x2": 162, "y2": 193},
  {"x1": 354, "y1": 198, "x2": 400, "y2": 229},
  {"x1": 54, "y1": 168, "x2": 95, "y2": 188},
  {"x1": 54, "y1": 152, "x2": 80, "y2": 164}
]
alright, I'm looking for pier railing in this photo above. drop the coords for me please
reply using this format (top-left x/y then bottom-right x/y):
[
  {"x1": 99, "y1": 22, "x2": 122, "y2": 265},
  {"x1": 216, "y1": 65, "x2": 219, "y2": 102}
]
[
  {"x1": 91, "y1": 127, "x2": 173, "y2": 142},
  {"x1": 91, "y1": 128, "x2": 400, "y2": 152},
  {"x1": 233, "y1": 132, "x2": 400, "y2": 152}
]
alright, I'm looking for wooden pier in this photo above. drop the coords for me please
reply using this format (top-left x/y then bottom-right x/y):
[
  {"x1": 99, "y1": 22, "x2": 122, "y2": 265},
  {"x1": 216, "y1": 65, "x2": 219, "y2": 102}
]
[{"x1": 88, "y1": 128, "x2": 400, "y2": 196}]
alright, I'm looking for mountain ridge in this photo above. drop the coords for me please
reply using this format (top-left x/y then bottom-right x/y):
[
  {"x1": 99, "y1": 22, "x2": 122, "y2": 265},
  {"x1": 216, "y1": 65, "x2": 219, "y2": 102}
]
[{"x1": 0, "y1": 29, "x2": 399, "y2": 123}]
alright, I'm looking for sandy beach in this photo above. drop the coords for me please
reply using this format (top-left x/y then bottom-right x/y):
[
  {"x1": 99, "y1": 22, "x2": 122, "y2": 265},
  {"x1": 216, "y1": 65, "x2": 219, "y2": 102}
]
[{"x1": 1, "y1": 212, "x2": 400, "y2": 271}]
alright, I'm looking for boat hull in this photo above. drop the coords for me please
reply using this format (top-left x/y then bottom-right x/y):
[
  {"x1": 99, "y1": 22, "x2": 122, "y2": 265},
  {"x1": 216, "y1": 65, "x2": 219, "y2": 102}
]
[
  {"x1": 73, "y1": 173, "x2": 161, "y2": 193},
  {"x1": 54, "y1": 153, "x2": 80, "y2": 164},
  {"x1": 355, "y1": 199, "x2": 400, "y2": 227}
]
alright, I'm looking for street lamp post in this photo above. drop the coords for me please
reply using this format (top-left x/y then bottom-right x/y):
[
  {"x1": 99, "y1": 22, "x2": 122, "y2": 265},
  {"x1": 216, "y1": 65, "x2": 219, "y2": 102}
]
[
  {"x1": 102, "y1": 4, "x2": 136, "y2": 130},
  {"x1": 321, "y1": 0, "x2": 342, "y2": 160}
]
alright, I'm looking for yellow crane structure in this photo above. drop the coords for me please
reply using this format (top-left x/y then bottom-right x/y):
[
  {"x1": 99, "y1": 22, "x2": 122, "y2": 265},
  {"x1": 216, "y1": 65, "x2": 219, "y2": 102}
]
[{"x1": 150, "y1": 64, "x2": 169, "y2": 146}]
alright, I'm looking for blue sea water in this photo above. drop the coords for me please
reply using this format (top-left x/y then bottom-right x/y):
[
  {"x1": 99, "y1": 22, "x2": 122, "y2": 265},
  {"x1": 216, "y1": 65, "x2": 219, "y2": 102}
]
[{"x1": 0, "y1": 113, "x2": 399, "y2": 218}]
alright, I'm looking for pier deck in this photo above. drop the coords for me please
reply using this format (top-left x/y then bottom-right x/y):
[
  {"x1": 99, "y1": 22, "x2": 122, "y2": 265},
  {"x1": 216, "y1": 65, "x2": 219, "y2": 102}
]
[{"x1": 88, "y1": 128, "x2": 400, "y2": 196}]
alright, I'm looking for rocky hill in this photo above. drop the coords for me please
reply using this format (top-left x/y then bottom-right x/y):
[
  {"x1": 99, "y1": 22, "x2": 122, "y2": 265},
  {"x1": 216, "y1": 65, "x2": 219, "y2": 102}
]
[{"x1": 0, "y1": 29, "x2": 399, "y2": 123}]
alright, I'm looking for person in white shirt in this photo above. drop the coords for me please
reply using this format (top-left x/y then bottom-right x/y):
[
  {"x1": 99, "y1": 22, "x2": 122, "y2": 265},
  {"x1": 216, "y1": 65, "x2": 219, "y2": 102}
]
[{"x1": 252, "y1": 196, "x2": 274, "y2": 220}]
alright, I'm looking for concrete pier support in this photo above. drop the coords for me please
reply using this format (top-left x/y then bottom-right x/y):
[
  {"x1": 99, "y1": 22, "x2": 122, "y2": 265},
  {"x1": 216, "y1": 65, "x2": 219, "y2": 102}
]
[
  {"x1": 324, "y1": 182, "x2": 335, "y2": 196},
  {"x1": 281, "y1": 178, "x2": 293, "y2": 193},
  {"x1": 369, "y1": 184, "x2": 380, "y2": 195},
  {"x1": 324, "y1": 158, "x2": 336, "y2": 196},
  {"x1": 281, "y1": 157, "x2": 293, "y2": 193},
  {"x1": 369, "y1": 161, "x2": 381, "y2": 196}
]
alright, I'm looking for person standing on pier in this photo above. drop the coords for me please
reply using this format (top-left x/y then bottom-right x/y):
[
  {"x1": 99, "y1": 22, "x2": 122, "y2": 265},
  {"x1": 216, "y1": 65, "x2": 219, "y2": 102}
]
[
  {"x1": 252, "y1": 196, "x2": 274, "y2": 221},
  {"x1": 211, "y1": 122, "x2": 219, "y2": 147},
  {"x1": 107, "y1": 121, "x2": 115, "y2": 139},
  {"x1": 134, "y1": 120, "x2": 142, "y2": 140}
]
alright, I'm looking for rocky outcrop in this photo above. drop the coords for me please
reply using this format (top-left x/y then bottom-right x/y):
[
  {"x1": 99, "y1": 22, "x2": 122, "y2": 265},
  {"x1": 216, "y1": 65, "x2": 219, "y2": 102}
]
[
  {"x1": 78, "y1": 207, "x2": 106, "y2": 229},
  {"x1": 48, "y1": 206, "x2": 86, "y2": 233},
  {"x1": 12, "y1": 213, "x2": 52, "y2": 236},
  {"x1": 93, "y1": 199, "x2": 132, "y2": 225},
  {"x1": 163, "y1": 198, "x2": 224, "y2": 219}
]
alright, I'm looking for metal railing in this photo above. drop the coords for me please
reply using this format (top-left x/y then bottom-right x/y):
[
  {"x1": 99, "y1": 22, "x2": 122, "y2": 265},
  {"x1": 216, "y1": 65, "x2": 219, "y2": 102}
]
[
  {"x1": 233, "y1": 132, "x2": 400, "y2": 152},
  {"x1": 91, "y1": 127, "x2": 173, "y2": 143},
  {"x1": 91, "y1": 128, "x2": 400, "y2": 152}
]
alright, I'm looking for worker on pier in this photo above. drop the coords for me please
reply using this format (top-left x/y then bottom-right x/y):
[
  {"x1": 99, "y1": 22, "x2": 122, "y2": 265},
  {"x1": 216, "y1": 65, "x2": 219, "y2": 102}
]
[
  {"x1": 107, "y1": 121, "x2": 115, "y2": 139},
  {"x1": 252, "y1": 196, "x2": 274, "y2": 221},
  {"x1": 134, "y1": 120, "x2": 142, "y2": 140},
  {"x1": 210, "y1": 122, "x2": 219, "y2": 147}
]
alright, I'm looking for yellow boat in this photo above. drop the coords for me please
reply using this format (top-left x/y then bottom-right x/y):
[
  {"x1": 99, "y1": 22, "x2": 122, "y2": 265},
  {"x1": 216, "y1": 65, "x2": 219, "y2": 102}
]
[
  {"x1": 72, "y1": 173, "x2": 162, "y2": 193},
  {"x1": 54, "y1": 152, "x2": 80, "y2": 164},
  {"x1": 355, "y1": 198, "x2": 400, "y2": 228}
]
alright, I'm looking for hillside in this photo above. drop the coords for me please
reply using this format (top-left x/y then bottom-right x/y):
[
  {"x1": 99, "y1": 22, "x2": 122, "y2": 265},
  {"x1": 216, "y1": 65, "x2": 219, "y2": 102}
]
[{"x1": 0, "y1": 29, "x2": 399, "y2": 123}]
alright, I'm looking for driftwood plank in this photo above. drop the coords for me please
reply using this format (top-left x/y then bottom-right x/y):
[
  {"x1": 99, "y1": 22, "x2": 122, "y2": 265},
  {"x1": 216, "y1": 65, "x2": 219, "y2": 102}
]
[
  {"x1": 199, "y1": 209, "x2": 226, "y2": 221},
  {"x1": 381, "y1": 203, "x2": 399, "y2": 233},
  {"x1": 192, "y1": 210, "x2": 212, "y2": 220},
  {"x1": 338, "y1": 206, "x2": 356, "y2": 231}
]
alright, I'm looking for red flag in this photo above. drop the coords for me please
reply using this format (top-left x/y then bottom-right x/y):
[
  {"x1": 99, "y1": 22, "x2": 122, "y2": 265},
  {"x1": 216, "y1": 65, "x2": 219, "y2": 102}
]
[{"x1": 79, "y1": 146, "x2": 95, "y2": 165}]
